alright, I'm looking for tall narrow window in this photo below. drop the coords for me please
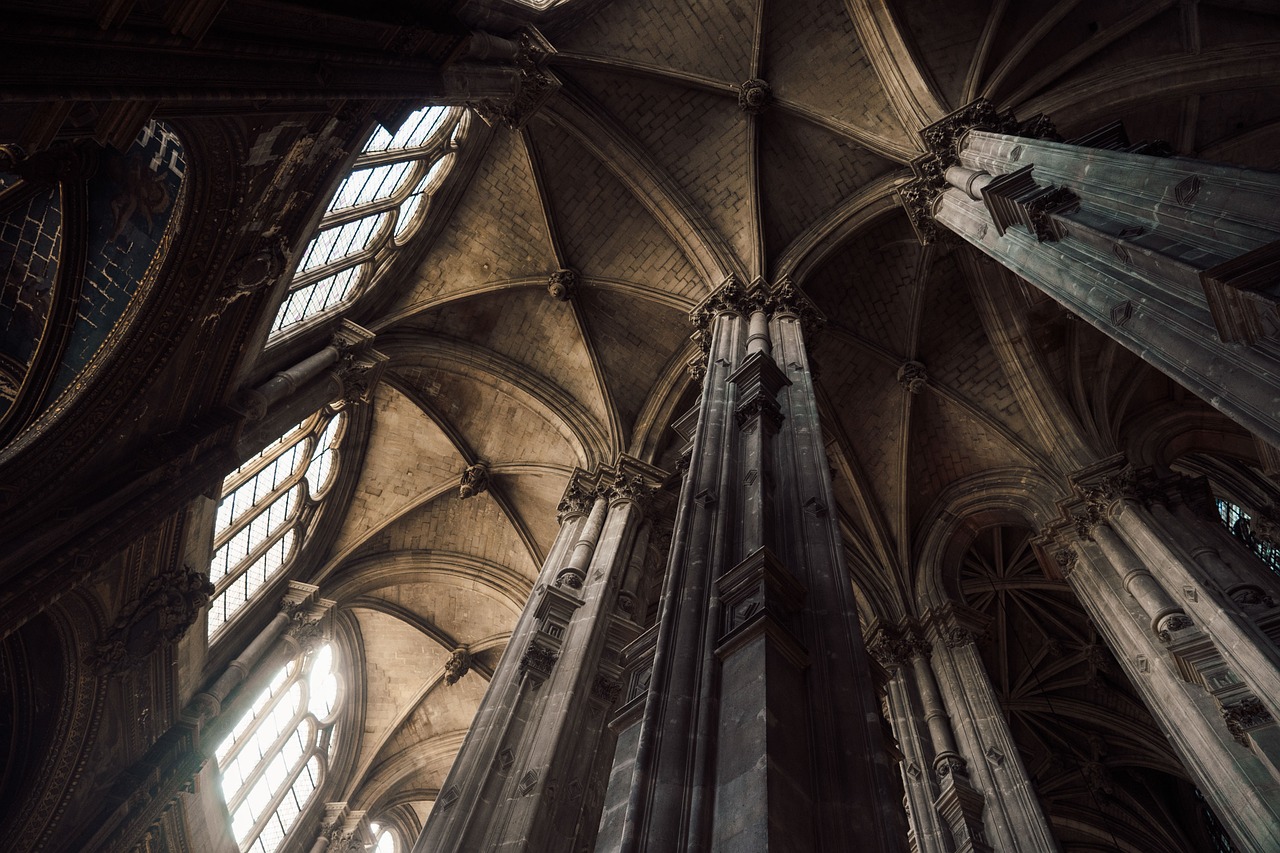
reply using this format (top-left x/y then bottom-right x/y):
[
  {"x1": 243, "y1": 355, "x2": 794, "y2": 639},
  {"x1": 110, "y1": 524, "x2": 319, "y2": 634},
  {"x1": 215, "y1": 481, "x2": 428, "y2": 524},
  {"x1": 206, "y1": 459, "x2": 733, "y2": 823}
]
[
  {"x1": 216, "y1": 642, "x2": 342, "y2": 853},
  {"x1": 1216, "y1": 498, "x2": 1280, "y2": 576},
  {"x1": 270, "y1": 106, "x2": 468, "y2": 338},
  {"x1": 208, "y1": 410, "x2": 346, "y2": 639}
]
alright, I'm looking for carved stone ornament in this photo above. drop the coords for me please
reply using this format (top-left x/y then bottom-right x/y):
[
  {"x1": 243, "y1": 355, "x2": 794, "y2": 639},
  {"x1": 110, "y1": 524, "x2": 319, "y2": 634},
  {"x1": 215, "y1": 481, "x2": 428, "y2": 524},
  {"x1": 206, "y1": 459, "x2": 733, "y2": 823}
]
[
  {"x1": 1156, "y1": 612, "x2": 1194, "y2": 643},
  {"x1": 555, "y1": 567, "x2": 585, "y2": 590},
  {"x1": 445, "y1": 647, "x2": 471, "y2": 685},
  {"x1": 287, "y1": 609, "x2": 328, "y2": 652},
  {"x1": 1054, "y1": 547, "x2": 1078, "y2": 578},
  {"x1": 89, "y1": 564, "x2": 214, "y2": 673},
  {"x1": 556, "y1": 480, "x2": 595, "y2": 524},
  {"x1": 980, "y1": 165, "x2": 1079, "y2": 242},
  {"x1": 897, "y1": 361, "x2": 927, "y2": 394},
  {"x1": 736, "y1": 393, "x2": 785, "y2": 431},
  {"x1": 767, "y1": 276, "x2": 825, "y2": 335},
  {"x1": 689, "y1": 275, "x2": 755, "y2": 339},
  {"x1": 437, "y1": 785, "x2": 461, "y2": 811},
  {"x1": 547, "y1": 268, "x2": 578, "y2": 301},
  {"x1": 1222, "y1": 696, "x2": 1274, "y2": 746},
  {"x1": 867, "y1": 624, "x2": 930, "y2": 669},
  {"x1": 459, "y1": 462, "x2": 490, "y2": 499},
  {"x1": 738, "y1": 78, "x2": 772, "y2": 114},
  {"x1": 609, "y1": 472, "x2": 655, "y2": 511},
  {"x1": 591, "y1": 673, "x2": 622, "y2": 705},
  {"x1": 933, "y1": 752, "x2": 969, "y2": 781},
  {"x1": 225, "y1": 237, "x2": 289, "y2": 293},
  {"x1": 1231, "y1": 586, "x2": 1275, "y2": 610},
  {"x1": 469, "y1": 30, "x2": 560, "y2": 130},
  {"x1": 900, "y1": 98, "x2": 1061, "y2": 245},
  {"x1": 519, "y1": 642, "x2": 558, "y2": 680}
]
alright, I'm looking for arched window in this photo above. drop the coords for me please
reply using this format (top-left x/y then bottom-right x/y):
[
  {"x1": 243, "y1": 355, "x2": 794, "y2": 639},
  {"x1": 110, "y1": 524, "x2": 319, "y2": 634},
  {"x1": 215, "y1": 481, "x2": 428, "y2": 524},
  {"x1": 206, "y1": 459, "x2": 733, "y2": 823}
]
[
  {"x1": 1216, "y1": 498, "x2": 1280, "y2": 575},
  {"x1": 216, "y1": 642, "x2": 342, "y2": 853},
  {"x1": 208, "y1": 409, "x2": 346, "y2": 639},
  {"x1": 270, "y1": 106, "x2": 468, "y2": 338},
  {"x1": 370, "y1": 825, "x2": 399, "y2": 853}
]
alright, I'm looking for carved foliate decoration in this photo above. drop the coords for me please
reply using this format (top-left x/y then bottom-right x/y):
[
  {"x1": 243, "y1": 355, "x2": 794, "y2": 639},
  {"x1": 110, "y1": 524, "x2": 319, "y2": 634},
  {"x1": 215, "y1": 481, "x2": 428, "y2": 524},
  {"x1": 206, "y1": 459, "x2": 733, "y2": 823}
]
[
  {"x1": 736, "y1": 393, "x2": 784, "y2": 431},
  {"x1": 547, "y1": 268, "x2": 578, "y2": 301},
  {"x1": 459, "y1": 462, "x2": 490, "y2": 499},
  {"x1": 519, "y1": 642, "x2": 558, "y2": 680},
  {"x1": 738, "y1": 78, "x2": 772, "y2": 114},
  {"x1": 469, "y1": 30, "x2": 560, "y2": 130},
  {"x1": 1054, "y1": 547, "x2": 1078, "y2": 578},
  {"x1": 591, "y1": 674, "x2": 622, "y2": 705},
  {"x1": 689, "y1": 275, "x2": 754, "y2": 339},
  {"x1": 556, "y1": 479, "x2": 595, "y2": 524},
  {"x1": 1231, "y1": 586, "x2": 1275, "y2": 610},
  {"x1": 609, "y1": 472, "x2": 655, "y2": 512},
  {"x1": 767, "y1": 276, "x2": 825, "y2": 336},
  {"x1": 897, "y1": 361, "x2": 927, "y2": 394},
  {"x1": 1156, "y1": 612, "x2": 1194, "y2": 644},
  {"x1": 1221, "y1": 696, "x2": 1273, "y2": 746},
  {"x1": 900, "y1": 98, "x2": 1062, "y2": 245},
  {"x1": 89, "y1": 564, "x2": 213, "y2": 673},
  {"x1": 867, "y1": 624, "x2": 930, "y2": 669},
  {"x1": 445, "y1": 647, "x2": 471, "y2": 684}
]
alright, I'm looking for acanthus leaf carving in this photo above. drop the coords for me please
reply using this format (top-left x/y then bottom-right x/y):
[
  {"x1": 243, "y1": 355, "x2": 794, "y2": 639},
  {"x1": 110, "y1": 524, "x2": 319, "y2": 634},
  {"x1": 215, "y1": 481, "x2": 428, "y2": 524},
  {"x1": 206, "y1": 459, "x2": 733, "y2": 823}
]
[{"x1": 88, "y1": 563, "x2": 213, "y2": 673}]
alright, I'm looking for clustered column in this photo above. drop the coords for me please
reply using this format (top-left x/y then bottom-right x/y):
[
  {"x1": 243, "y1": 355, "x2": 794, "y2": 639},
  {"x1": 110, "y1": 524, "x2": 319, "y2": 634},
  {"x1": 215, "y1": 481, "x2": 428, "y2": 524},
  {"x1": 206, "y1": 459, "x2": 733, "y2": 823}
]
[
  {"x1": 414, "y1": 456, "x2": 662, "y2": 853},
  {"x1": 594, "y1": 277, "x2": 902, "y2": 853},
  {"x1": 900, "y1": 98, "x2": 1280, "y2": 448},
  {"x1": 1041, "y1": 459, "x2": 1280, "y2": 849}
]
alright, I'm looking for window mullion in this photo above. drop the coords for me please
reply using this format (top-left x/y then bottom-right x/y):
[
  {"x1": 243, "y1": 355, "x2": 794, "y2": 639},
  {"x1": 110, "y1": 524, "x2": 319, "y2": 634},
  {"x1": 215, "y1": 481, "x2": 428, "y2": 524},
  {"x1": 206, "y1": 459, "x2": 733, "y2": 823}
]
[
  {"x1": 214, "y1": 458, "x2": 309, "y2": 551},
  {"x1": 226, "y1": 701, "x2": 311, "y2": 815},
  {"x1": 219, "y1": 678, "x2": 298, "y2": 798}
]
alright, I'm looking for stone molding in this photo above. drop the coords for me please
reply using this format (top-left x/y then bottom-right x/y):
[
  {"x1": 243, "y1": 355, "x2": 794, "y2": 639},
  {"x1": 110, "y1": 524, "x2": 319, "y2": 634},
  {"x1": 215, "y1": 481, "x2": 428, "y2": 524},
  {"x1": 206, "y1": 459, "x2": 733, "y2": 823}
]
[{"x1": 88, "y1": 563, "x2": 213, "y2": 673}]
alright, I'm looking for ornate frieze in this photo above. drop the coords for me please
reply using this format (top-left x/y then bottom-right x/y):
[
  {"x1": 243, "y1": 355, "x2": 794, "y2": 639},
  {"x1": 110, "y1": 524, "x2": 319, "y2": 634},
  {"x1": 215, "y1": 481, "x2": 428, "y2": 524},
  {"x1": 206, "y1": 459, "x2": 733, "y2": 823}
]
[{"x1": 89, "y1": 563, "x2": 213, "y2": 673}]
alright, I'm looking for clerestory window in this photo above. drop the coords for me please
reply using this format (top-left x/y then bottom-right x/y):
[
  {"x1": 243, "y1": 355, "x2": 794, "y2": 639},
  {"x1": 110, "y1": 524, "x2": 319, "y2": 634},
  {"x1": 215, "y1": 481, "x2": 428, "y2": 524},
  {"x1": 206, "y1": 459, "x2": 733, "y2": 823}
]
[
  {"x1": 208, "y1": 409, "x2": 346, "y2": 639},
  {"x1": 269, "y1": 105, "x2": 468, "y2": 338},
  {"x1": 371, "y1": 824, "x2": 399, "y2": 853},
  {"x1": 1217, "y1": 498, "x2": 1280, "y2": 576},
  {"x1": 215, "y1": 641, "x2": 343, "y2": 853}
]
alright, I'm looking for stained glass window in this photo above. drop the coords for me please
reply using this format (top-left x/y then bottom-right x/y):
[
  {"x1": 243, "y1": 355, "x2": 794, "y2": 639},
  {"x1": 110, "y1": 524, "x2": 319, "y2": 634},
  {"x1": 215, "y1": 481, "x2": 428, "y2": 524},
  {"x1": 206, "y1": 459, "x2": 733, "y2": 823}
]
[
  {"x1": 1217, "y1": 498, "x2": 1280, "y2": 576},
  {"x1": 216, "y1": 642, "x2": 342, "y2": 853},
  {"x1": 270, "y1": 106, "x2": 468, "y2": 338},
  {"x1": 207, "y1": 410, "x2": 346, "y2": 639}
]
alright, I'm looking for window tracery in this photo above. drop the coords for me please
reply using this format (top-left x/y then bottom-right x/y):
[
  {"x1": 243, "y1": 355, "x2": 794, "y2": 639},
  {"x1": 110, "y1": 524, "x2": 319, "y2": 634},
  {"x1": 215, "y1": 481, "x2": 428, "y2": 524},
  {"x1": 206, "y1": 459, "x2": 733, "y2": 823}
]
[
  {"x1": 1216, "y1": 498, "x2": 1280, "y2": 575},
  {"x1": 371, "y1": 825, "x2": 399, "y2": 853},
  {"x1": 207, "y1": 409, "x2": 346, "y2": 639},
  {"x1": 270, "y1": 106, "x2": 467, "y2": 338},
  {"x1": 215, "y1": 641, "x2": 342, "y2": 853}
]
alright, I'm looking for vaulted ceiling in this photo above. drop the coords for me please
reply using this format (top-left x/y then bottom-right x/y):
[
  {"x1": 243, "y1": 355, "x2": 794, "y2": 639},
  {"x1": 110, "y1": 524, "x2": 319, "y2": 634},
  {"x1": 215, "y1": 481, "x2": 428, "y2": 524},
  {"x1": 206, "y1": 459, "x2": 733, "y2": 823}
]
[{"x1": 307, "y1": 0, "x2": 1277, "y2": 833}]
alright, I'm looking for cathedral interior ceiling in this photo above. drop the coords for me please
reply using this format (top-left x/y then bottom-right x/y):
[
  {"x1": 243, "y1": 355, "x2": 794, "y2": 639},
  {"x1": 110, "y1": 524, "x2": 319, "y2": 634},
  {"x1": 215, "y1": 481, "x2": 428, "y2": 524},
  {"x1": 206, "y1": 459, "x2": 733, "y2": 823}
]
[
  {"x1": 308, "y1": 0, "x2": 1278, "y2": 821},
  {"x1": 2, "y1": 0, "x2": 1277, "y2": 841}
]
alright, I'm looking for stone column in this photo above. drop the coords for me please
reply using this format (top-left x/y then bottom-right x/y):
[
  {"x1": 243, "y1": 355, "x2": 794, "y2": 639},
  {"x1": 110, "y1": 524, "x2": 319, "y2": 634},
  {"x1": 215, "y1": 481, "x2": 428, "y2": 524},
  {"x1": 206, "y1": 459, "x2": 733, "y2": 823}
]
[
  {"x1": 923, "y1": 605, "x2": 1059, "y2": 853},
  {"x1": 1043, "y1": 529, "x2": 1280, "y2": 850},
  {"x1": 868, "y1": 624, "x2": 951, "y2": 853},
  {"x1": 1071, "y1": 462, "x2": 1280, "y2": 732},
  {"x1": 598, "y1": 277, "x2": 903, "y2": 853},
  {"x1": 414, "y1": 457, "x2": 661, "y2": 853},
  {"x1": 900, "y1": 98, "x2": 1280, "y2": 447}
]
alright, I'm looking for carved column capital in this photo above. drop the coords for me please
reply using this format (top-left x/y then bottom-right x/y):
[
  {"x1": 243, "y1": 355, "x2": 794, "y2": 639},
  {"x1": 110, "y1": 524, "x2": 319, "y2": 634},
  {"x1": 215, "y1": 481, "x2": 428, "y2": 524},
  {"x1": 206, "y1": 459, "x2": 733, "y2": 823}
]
[
  {"x1": 866, "y1": 622, "x2": 931, "y2": 670},
  {"x1": 467, "y1": 29, "x2": 561, "y2": 130},
  {"x1": 899, "y1": 98, "x2": 1060, "y2": 245}
]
